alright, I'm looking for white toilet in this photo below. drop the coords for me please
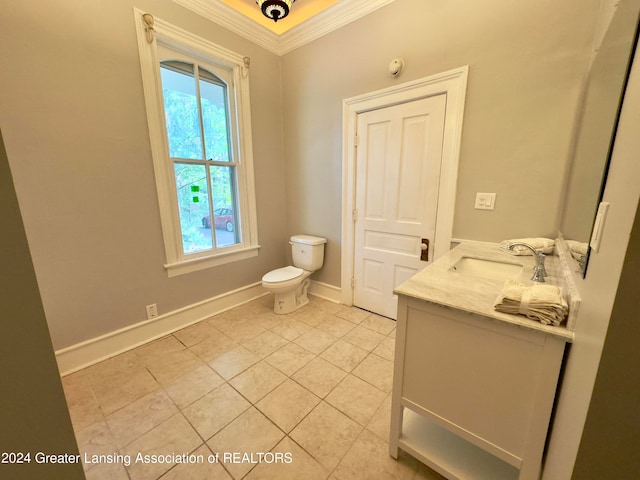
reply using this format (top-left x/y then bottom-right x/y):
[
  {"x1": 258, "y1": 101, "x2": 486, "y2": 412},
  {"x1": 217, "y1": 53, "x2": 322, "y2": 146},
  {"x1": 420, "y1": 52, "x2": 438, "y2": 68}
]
[{"x1": 262, "y1": 234, "x2": 327, "y2": 314}]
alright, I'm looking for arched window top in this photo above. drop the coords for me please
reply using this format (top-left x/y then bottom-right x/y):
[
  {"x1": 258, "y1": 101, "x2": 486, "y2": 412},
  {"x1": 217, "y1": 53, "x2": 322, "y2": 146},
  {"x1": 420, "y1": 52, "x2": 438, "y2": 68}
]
[
  {"x1": 160, "y1": 60, "x2": 226, "y2": 88},
  {"x1": 159, "y1": 58, "x2": 231, "y2": 163}
]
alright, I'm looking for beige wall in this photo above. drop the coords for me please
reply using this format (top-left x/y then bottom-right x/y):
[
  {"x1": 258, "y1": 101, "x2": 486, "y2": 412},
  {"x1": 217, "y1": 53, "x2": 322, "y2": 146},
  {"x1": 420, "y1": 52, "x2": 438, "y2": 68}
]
[
  {"x1": 0, "y1": 1, "x2": 614, "y2": 343},
  {"x1": 281, "y1": 0, "x2": 602, "y2": 286},
  {"x1": 573, "y1": 199, "x2": 640, "y2": 478},
  {"x1": 0, "y1": 1, "x2": 288, "y2": 349},
  {"x1": 543, "y1": 41, "x2": 640, "y2": 479},
  {"x1": 1, "y1": 1, "x2": 638, "y2": 476},
  {"x1": 561, "y1": 0, "x2": 640, "y2": 243},
  {"x1": 0, "y1": 130, "x2": 84, "y2": 479},
  {"x1": 573, "y1": 194, "x2": 640, "y2": 480}
]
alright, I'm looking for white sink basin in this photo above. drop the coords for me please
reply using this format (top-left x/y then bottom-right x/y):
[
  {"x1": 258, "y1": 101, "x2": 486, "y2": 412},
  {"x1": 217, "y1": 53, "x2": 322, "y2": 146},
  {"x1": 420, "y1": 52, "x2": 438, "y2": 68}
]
[{"x1": 449, "y1": 256, "x2": 523, "y2": 282}]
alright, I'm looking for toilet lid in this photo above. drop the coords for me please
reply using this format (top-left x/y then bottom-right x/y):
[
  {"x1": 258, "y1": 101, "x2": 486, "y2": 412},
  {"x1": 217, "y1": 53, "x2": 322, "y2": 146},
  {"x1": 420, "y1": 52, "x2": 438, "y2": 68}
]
[{"x1": 263, "y1": 266, "x2": 304, "y2": 283}]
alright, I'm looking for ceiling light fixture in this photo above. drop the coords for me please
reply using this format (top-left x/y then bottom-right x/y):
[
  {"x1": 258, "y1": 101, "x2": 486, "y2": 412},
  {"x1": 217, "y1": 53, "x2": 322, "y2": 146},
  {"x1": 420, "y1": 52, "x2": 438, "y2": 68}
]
[{"x1": 257, "y1": 0, "x2": 295, "y2": 23}]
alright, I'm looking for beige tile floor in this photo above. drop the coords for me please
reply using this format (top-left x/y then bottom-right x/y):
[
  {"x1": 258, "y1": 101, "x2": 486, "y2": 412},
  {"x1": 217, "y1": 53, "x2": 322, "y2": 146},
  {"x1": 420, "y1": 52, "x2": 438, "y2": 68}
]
[{"x1": 62, "y1": 294, "x2": 445, "y2": 480}]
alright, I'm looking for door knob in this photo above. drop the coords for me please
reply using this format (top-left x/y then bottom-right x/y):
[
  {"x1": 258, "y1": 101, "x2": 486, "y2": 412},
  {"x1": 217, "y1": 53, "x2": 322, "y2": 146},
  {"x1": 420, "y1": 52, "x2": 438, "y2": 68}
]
[{"x1": 420, "y1": 238, "x2": 430, "y2": 261}]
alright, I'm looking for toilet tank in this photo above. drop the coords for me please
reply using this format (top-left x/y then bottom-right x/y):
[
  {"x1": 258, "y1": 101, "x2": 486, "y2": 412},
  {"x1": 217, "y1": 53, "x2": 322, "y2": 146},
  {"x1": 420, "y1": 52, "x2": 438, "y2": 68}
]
[{"x1": 290, "y1": 235, "x2": 327, "y2": 271}]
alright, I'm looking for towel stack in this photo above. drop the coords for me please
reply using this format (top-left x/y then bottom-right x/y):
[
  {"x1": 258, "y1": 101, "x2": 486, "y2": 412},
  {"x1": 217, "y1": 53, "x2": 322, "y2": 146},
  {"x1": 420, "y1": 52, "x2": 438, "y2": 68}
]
[
  {"x1": 566, "y1": 240, "x2": 588, "y2": 261},
  {"x1": 499, "y1": 237, "x2": 555, "y2": 255},
  {"x1": 494, "y1": 279, "x2": 568, "y2": 326}
]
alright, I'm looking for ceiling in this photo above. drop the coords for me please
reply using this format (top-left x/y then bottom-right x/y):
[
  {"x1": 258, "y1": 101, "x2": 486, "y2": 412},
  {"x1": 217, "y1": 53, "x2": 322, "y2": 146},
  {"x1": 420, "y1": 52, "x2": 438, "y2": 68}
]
[
  {"x1": 171, "y1": 0, "x2": 395, "y2": 55},
  {"x1": 221, "y1": 0, "x2": 342, "y2": 35}
]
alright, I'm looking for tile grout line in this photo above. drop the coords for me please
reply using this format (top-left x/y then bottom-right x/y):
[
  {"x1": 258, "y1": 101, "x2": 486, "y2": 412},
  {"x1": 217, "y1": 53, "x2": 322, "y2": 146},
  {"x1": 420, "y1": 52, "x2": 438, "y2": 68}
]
[{"x1": 64, "y1": 297, "x2": 399, "y2": 480}]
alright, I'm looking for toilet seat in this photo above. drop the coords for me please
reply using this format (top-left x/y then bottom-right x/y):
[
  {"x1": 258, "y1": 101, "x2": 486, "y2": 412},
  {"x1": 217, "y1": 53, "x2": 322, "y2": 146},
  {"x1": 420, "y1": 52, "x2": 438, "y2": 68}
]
[
  {"x1": 262, "y1": 266, "x2": 304, "y2": 284},
  {"x1": 262, "y1": 234, "x2": 326, "y2": 314}
]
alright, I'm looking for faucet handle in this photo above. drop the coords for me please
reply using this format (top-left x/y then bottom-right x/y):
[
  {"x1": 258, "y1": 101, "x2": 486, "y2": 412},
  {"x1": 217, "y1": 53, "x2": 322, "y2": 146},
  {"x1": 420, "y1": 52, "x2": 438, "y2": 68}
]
[
  {"x1": 531, "y1": 253, "x2": 547, "y2": 283},
  {"x1": 536, "y1": 252, "x2": 547, "y2": 277}
]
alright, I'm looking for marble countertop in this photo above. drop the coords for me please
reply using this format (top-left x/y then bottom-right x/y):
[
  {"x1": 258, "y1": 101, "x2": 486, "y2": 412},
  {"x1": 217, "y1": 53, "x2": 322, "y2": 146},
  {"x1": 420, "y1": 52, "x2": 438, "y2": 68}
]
[{"x1": 394, "y1": 241, "x2": 575, "y2": 342}]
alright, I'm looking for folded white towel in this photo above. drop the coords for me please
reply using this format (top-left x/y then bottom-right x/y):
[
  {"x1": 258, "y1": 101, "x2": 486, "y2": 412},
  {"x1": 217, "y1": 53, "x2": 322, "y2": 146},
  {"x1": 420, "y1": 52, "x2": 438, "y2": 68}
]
[
  {"x1": 499, "y1": 237, "x2": 555, "y2": 255},
  {"x1": 566, "y1": 240, "x2": 588, "y2": 260},
  {"x1": 494, "y1": 279, "x2": 568, "y2": 326}
]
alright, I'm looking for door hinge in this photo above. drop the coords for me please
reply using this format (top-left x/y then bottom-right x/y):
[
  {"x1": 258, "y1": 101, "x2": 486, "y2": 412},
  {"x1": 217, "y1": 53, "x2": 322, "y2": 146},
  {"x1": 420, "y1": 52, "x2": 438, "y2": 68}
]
[
  {"x1": 354, "y1": 133, "x2": 359, "y2": 147},
  {"x1": 351, "y1": 277, "x2": 356, "y2": 288},
  {"x1": 352, "y1": 209, "x2": 358, "y2": 222}
]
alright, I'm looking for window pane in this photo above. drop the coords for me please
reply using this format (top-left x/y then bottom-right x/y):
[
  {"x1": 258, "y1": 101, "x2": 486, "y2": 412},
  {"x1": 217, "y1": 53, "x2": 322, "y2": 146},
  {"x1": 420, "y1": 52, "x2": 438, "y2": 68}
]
[
  {"x1": 174, "y1": 163, "x2": 212, "y2": 254},
  {"x1": 160, "y1": 62, "x2": 203, "y2": 160},
  {"x1": 211, "y1": 166, "x2": 240, "y2": 247},
  {"x1": 199, "y1": 68, "x2": 231, "y2": 162}
]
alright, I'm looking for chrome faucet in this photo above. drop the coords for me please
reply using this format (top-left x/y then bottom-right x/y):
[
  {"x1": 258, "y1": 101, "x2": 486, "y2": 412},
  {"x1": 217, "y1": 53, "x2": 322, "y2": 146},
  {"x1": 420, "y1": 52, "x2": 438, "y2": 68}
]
[{"x1": 508, "y1": 242, "x2": 547, "y2": 283}]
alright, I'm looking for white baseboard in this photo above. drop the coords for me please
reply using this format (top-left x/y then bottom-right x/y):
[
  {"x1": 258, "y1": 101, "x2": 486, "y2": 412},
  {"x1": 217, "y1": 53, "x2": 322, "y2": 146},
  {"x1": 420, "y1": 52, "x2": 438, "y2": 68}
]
[
  {"x1": 308, "y1": 280, "x2": 342, "y2": 303},
  {"x1": 56, "y1": 282, "x2": 268, "y2": 376}
]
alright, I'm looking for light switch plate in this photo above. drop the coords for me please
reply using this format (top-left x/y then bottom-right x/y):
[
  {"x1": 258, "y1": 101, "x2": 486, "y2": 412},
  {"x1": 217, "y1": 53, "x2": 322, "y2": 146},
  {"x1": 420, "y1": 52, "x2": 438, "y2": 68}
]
[
  {"x1": 590, "y1": 201, "x2": 610, "y2": 252},
  {"x1": 474, "y1": 192, "x2": 496, "y2": 210}
]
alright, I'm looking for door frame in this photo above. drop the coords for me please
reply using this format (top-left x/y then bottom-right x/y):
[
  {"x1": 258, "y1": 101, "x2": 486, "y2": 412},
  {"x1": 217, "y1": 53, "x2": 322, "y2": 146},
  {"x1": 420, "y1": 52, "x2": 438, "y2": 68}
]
[{"x1": 341, "y1": 66, "x2": 469, "y2": 306}]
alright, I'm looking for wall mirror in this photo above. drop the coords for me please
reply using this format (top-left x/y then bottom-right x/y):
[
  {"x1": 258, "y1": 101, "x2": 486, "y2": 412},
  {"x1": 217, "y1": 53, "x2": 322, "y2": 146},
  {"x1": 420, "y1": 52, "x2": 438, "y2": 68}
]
[{"x1": 560, "y1": 0, "x2": 640, "y2": 276}]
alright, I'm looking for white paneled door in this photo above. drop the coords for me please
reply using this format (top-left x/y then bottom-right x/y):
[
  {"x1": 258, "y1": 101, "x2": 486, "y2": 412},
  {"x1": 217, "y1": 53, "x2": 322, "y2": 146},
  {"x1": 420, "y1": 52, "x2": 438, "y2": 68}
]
[{"x1": 353, "y1": 95, "x2": 446, "y2": 319}]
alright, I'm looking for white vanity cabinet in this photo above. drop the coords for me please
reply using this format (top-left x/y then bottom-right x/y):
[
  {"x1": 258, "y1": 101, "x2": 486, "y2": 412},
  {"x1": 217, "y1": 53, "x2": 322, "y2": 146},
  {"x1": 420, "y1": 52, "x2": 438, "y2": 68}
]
[{"x1": 389, "y1": 295, "x2": 567, "y2": 480}]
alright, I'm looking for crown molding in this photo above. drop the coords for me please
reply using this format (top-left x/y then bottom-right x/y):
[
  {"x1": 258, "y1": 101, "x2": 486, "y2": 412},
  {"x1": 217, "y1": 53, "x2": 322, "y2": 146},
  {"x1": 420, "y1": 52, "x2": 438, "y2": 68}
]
[{"x1": 171, "y1": 0, "x2": 395, "y2": 56}]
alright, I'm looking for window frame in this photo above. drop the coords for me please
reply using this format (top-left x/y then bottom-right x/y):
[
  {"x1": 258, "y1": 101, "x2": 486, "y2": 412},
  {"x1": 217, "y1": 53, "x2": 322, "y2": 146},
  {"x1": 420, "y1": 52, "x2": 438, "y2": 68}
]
[{"x1": 134, "y1": 9, "x2": 259, "y2": 277}]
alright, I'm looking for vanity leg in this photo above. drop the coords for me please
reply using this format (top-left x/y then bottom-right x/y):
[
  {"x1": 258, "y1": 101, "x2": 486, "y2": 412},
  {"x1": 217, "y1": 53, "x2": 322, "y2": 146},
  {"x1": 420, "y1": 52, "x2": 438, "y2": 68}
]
[
  {"x1": 389, "y1": 296, "x2": 409, "y2": 459},
  {"x1": 389, "y1": 404, "x2": 402, "y2": 459}
]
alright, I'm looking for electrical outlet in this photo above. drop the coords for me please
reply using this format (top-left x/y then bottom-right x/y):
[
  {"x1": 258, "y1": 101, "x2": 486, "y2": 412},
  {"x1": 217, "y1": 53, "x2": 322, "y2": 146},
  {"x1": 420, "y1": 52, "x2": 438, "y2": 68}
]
[
  {"x1": 145, "y1": 304, "x2": 158, "y2": 319},
  {"x1": 474, "y1": 192, "x2": 497, "y2": 210}
]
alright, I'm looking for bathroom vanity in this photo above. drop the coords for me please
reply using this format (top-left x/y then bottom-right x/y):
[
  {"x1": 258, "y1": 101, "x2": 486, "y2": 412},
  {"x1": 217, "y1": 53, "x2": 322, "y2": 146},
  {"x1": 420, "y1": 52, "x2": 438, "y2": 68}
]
[{"x1": 389, "y1": 242, "x2": 577, "y2": 480}]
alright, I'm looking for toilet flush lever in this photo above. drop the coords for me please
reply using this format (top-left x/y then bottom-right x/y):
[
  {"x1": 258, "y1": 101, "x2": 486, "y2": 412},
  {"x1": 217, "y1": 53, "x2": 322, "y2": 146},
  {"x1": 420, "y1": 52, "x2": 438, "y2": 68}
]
[{"x1": 420, "y1": 238, "x2": 430, "y2": 262}]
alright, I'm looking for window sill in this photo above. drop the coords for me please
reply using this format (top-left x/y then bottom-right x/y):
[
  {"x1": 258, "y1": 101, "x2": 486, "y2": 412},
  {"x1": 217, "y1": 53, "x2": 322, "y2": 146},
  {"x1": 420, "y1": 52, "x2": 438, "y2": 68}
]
[{"x1": 164, "y1": 245, "x2": 260, "y2": 277}]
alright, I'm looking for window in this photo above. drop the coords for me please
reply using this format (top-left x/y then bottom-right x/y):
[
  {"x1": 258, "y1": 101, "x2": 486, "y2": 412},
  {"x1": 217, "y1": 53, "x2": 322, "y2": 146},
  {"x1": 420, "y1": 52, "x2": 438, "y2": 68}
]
[
  {"x1": 134, "y1": 10, "x2": 259, "y2": 276},
  {"x1": 160, "y1": 57, "x2": 240, "y2": 253}
]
